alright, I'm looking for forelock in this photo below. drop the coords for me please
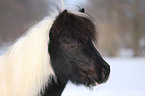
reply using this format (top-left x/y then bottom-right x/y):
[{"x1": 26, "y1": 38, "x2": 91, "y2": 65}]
[{"x1": 49, "y1": 10, "x2": 97, "y2": 44}]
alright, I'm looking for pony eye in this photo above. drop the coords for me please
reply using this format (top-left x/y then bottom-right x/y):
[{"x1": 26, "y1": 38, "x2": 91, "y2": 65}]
[{"x1": 68, "y1": 41, "x2": 78, "y2": 48}]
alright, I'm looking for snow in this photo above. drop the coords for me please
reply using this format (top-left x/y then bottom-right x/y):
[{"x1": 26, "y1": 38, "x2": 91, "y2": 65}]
[{"x1": 0, "y1": 48, "x2": 145, "y2": 96}]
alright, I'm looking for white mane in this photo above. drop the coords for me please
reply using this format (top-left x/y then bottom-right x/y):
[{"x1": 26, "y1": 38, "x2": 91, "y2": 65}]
[{"x1": 0, "y1": 0, "x2": 65, "y2": 96}]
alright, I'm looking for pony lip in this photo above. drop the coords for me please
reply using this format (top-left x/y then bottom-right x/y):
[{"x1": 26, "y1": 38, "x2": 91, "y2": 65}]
[
  {"x1": 91, "y1": 82, "x2": 99, "y2": 86},
  {"x1": 87, "y1": 75, "x2": 99, "y2": 86},
  {"x1": 95, "y1": 82, "x2": 99, "y2": 86}
]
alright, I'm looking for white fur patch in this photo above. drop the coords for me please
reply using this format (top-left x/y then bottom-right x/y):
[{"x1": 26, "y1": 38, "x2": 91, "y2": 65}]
[{"x1": 0, "y1": 17, "x2": 55, "y2": 96}]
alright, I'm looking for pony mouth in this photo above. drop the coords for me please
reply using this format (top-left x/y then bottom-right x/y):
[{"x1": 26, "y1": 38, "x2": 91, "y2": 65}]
[
  {"x1": 81, "y1": 68, "x2": 110, "y2": 87},
  {"x1": 86, "y1": 74, "x2": 109, "y2": 87},
  {"x1": 86, "y1": 75, "x2": 100, "y2": 86},
  {"x1": 90, "y1": 82, "x2": 99, "y2": 86}
]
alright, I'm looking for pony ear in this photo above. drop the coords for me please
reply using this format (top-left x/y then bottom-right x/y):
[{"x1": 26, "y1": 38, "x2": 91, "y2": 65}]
[
  {"x1": 61, "y1": 10, "x2": 68, "y2": 23},
  {"x1": 49, "y1": 9, "x2": 69, "y2": 41},
  {"x1": 63, "y1": 9, "x2": 68, "y2": 13},
  {"x1": 79, "y1": 8, "x2": 85, "y2": 13},
  {"x1": 61, "y1": 9, "x2": 68, "y2": 15}
]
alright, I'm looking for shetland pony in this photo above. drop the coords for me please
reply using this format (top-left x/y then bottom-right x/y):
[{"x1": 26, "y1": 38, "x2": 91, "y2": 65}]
[{"x1": 0, "y1": 1, "x2": 110, "y2": 96}]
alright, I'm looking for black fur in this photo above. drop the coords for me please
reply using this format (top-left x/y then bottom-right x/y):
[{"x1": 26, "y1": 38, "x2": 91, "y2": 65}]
[
  {"x1": 79, "y1": 8, "x2": 85, "y2": 13},
  {"x1": 43, "y1": 10, "x2": 110, "y2": 96}
]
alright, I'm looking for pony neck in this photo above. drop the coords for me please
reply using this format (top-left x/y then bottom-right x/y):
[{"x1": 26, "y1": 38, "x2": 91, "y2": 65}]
[{"x1": 42, "y1": 78, "x2": 68, "y2": 96}]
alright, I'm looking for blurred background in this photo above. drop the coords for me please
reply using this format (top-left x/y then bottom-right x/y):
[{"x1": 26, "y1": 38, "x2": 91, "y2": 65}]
[
  {"x1": 0, "y1": 0, "x2": 145, "y2": 57},
  {"x1": 0, "y1": 0, "x2": 145, "y2": 96}
]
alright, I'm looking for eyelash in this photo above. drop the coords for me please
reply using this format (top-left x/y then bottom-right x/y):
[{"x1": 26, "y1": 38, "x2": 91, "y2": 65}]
[{"x1": 67, "y1": 41, "x2": 78, "y2": 48}]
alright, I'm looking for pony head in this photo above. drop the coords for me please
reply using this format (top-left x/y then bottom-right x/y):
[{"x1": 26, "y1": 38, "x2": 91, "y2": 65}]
[
  {"x1": 0, "y1": 1, "x2": 110, "y2": 95},
  {"x1": 49, "y1": 10, "x2": 110, "y2": 87}
]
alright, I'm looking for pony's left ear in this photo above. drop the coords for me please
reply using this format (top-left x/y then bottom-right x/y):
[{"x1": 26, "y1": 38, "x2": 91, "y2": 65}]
[{"x1": 79, "y1": 8, "x2": 85, "y2": 13}]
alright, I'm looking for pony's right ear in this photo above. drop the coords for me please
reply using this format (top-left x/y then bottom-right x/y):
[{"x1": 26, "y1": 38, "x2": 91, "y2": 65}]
[
  {"x1": 61, "y1": 9, "x2": 68, "y2": 15},
  {"x1": 61, "y1": 10, "x2": 68, "y2": 19},
  {"x1": 63, "y1": 9, "x2": 68, "y2": 13},
  {"x1": 60, "y1": 9, "x2": 68, "y2": 23},
  {"x1": 79, "y1": 8, "x2": 85, "y2": 13}
]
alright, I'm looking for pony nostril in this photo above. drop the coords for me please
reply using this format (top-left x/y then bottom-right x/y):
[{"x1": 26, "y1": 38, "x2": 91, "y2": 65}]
[{"x1": 101, "y1": 68, "x2": 106, "y2": 79}]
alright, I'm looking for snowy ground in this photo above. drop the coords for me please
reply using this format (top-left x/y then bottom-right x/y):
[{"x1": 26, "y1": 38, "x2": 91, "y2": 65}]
[{"x1": 0, "y1": 49, "x2": 145, "y2": 96}]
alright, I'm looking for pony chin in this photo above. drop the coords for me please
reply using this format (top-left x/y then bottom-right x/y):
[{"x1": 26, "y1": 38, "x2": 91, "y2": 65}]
[{"x1": 0, "y1": 18, "x2": 55, "y2": 96}]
